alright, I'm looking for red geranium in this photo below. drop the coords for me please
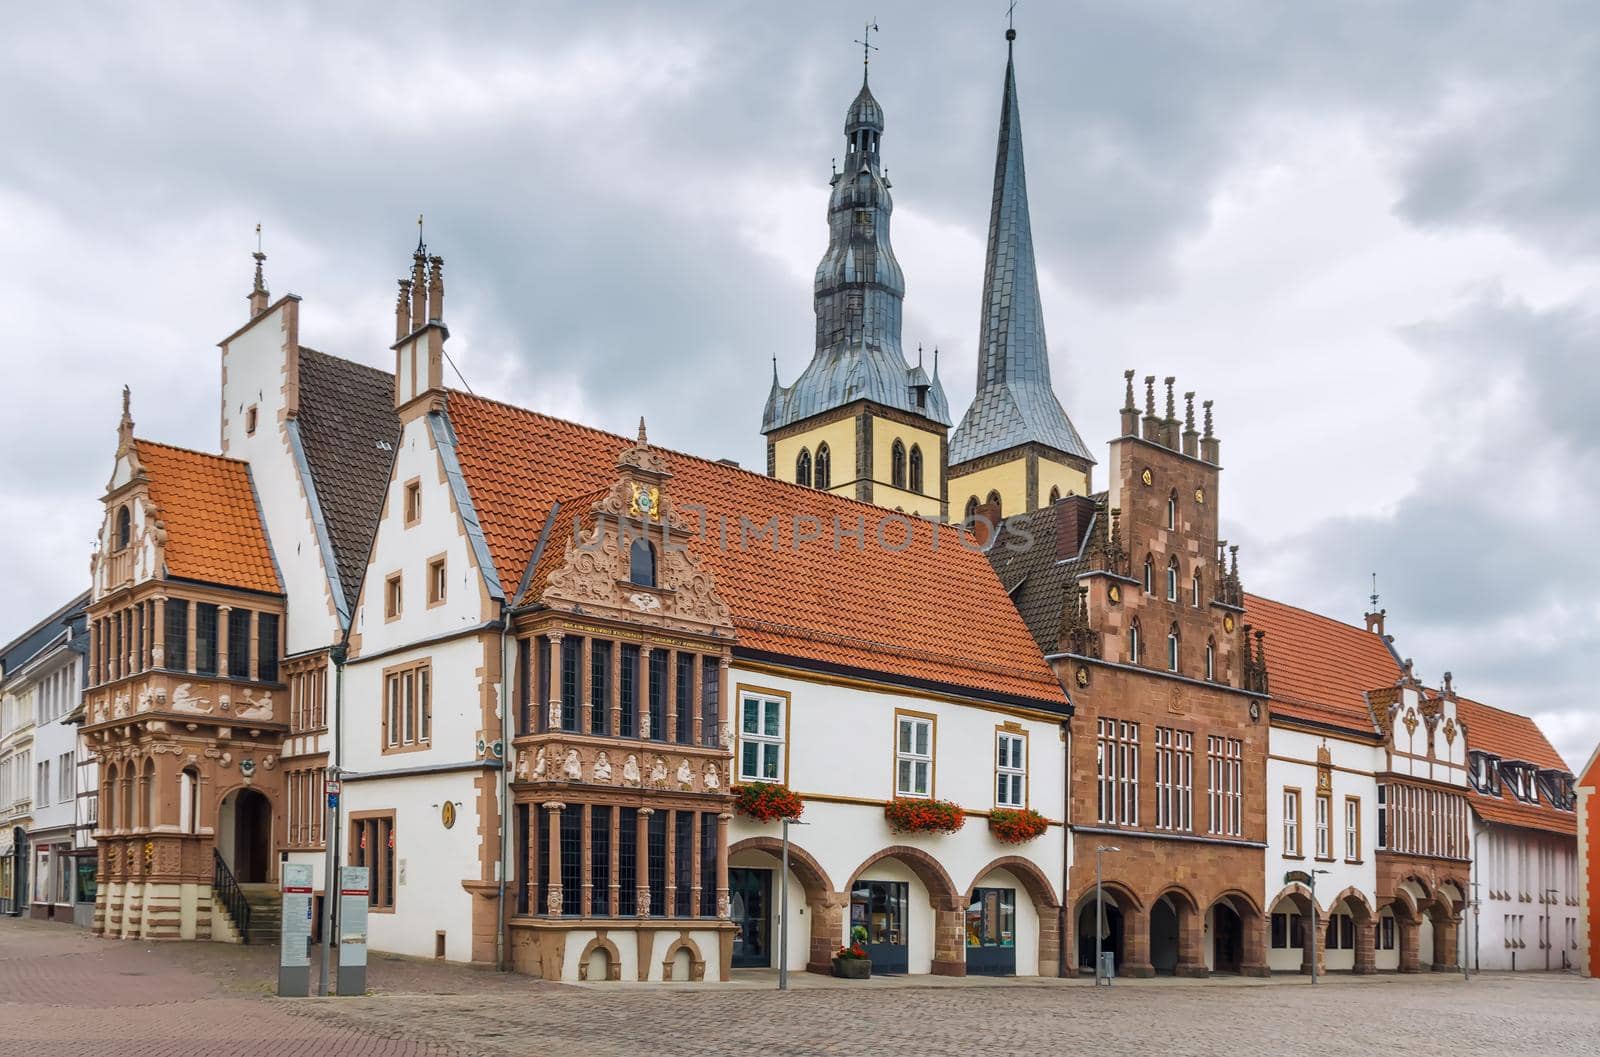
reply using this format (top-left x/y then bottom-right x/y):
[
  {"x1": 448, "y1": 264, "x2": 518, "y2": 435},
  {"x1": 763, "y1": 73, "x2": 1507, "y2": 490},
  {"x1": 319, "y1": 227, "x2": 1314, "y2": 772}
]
[
  {"x1": 883, "y1": 797, "x2": 965, "y2": 834},
  {"x1": 988, "y1": 808, "x2": 1049, "y2": 844},
  {"x1": 734, "y1": 782, "x2": 805, "y2": 823},
  {"x1": 834, "y1": 943, "x2": 868, "y2": 960}
]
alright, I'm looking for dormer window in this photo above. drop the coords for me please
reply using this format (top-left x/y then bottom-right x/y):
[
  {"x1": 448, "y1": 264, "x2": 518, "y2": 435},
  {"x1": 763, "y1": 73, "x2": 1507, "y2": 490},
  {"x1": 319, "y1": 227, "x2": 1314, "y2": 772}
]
[
  {"x1": 115, "y1": 505, "x2": 132, "y2": 551},
  {"x1": 629, "y1": 538, "x2": 656, "y2": 588}
]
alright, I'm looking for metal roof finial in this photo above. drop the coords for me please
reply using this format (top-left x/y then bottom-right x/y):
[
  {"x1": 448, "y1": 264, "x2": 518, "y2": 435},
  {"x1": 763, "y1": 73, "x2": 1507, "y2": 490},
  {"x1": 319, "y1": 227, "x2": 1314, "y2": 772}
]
[
  {"x1": 1007, "y1": 0, "x2": 1018, "y2": 45},
  {"x1": 416, "y1": 212, "x2": 425, "y2": 254},
  {"x1": 1370, "y1": 572, "x2": 1380, "y2": 611},
  {"x1": 853, "y1": 19, "x2": 879, "y2": 83}
]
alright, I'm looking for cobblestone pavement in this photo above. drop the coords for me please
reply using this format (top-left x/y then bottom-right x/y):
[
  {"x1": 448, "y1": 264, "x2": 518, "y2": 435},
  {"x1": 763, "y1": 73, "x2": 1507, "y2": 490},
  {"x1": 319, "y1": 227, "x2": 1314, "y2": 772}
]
[{"x1": 3, "y1": 917, "x2": 1595, "y2": 1057}]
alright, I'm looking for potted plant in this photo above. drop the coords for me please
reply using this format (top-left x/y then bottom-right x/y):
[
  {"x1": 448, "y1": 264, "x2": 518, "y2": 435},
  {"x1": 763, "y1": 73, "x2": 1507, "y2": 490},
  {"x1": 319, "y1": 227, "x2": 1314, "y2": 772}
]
[
  {"x1": 733, "y1": 782, "x2": 804, "y2": 823},
  {"x1": 988, "y1": 807, "x2": 1049, "y2": 844},
  {"x1": 832, "y1": 926, "x2": 872, "y2": 979},
  {"x1": 884, "y1": 797, "x2": 965, "y2": 835}
]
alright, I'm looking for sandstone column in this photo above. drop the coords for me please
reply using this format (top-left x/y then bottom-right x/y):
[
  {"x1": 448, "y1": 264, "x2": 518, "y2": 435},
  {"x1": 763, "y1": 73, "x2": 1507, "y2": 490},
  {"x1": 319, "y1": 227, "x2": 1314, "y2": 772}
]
[{"x1": 930, "y1": 894, "x2": 968, "y2": 976}]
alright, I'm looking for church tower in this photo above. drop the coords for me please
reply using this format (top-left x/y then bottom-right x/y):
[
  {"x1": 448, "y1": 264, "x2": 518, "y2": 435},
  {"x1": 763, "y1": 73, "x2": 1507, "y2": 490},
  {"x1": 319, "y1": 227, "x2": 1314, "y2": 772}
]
[
  {"x1": 762, "y1": 48, "x2": 952, "y2": 517},
  {"x1": 949, "y1": 29, "x2": 1093, "y2": 521}
]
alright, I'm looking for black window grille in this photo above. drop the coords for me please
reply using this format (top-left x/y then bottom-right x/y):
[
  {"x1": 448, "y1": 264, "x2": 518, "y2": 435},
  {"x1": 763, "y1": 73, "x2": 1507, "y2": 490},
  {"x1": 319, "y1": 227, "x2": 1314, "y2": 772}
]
[
  {"x1": 700, "y1": 657, "x2": 721, "y2": 746},
  {"x1": 590, "y1": 806, "x2": 611, "y2": 916},
  {"x1": 674, "y1": 813, "x2": 693, "y2": 916},
  {"x1": 515, "y1": 803, "x2": 530, "y2": 914},
  {"x1": 537, "y1": 638, "x2": 551, "y2": 733},
  {"x1": 194, "y1": 603, "x2": 218, "y2": 675},
  {"x1": 257, "y1": 614, "x2": 279, "y2": 683},
  {"x1": 675, "y1": 653, "x2": 693, "y2": 743},
  {"x1": 617, "y1": 808, "x2": 637, "y2": 916},
  {"x1": 560, "y1": 807, "x2": 582, "y2": 915},
  {"x1": 560, "y1": 636, "x2": 581, "y2": 731},
  {"x1": 648, "y1": 649, "x2": 667, "y2": 741},
  {"x1": 647, "y1": 811, "x2": 667, "y2": 917},
  {"x1": 620, "y1": 645, "x2": 639, "y2": 738},
  {"x1": 516, "y1": 637, "x2": 531, "y2": 736},
  {"x1": 535, "y1": 806, "x2": 549, "y2": 915},
  {"x1": 699, "y1": 812, "x2": 718, "y2": 916},
  {"x1": 228, "y1": 607, "x2": 251, "y2": 678},
  {"x1": 590, "y1": 640, "x2": 611, "y2": 735}
]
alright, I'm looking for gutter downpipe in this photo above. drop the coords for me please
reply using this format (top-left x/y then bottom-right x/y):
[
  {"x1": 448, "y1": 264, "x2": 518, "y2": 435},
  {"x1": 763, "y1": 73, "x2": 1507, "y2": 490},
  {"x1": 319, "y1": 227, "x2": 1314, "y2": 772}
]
[
  {"x1": 1061, "y1": 717, "x2": 1071, "y2": 979},
  {"x1": 496, "y1": 609, "x2": 511, "y2": 972}
]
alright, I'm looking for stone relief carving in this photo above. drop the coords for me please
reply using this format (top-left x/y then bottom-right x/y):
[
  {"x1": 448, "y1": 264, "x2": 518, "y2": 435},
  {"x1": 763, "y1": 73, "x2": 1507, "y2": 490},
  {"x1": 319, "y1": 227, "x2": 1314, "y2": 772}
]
[
  {"x1": 515, "y1": 750, "x2": 530, "y2": 780},
  {"x1": 622, "y1": 754, "x2": 641, "y2": 786},
  {"x1": 531, "y1": 747, "x2": 548, "y2": 781},
  {"x1": 547, "y1": 885, "x2": 564, "y2": 916},
  {"x1": 1443, "y1": 717, "x2": 1457, "y2": 745},
  {"x1": 1402, "y1": 706, "x2": 1419, "y2": 737},
  {"x1": 562, "y1": 748, "x2": 582, "y2": 781},
  {"x1": 702, "y1": 762, "x2": 720, "y2": 790},
  {"x1": 112, "y1": 692, "x2": 130, "y2": 719},
  {"x1": 592, "y1": 752, "x2": 612, "y2": 783},
  {"x1": 234, "y1": 691, "x2": 273, "y2": 722},
  {"x1": 170, "y1": 684, "x2": 212, "y2": 715},
  {"x1": 676, "y1": 758, "x2": 693, "y2": 790},
  {"x1": 136, "y1": 688, "x2": 153, "y2": 713},
  {"x1": 547, "y1": 698, "x2": 561, "y2": 730},
  {"x1": 648, "y1": 755, "x2": 668, "y2": 787}
]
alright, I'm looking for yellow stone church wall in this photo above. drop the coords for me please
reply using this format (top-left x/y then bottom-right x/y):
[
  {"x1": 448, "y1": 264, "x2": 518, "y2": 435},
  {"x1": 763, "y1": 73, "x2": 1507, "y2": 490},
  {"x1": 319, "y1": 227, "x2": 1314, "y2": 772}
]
[
  {"x1": 772, "y1": 416, "x2": 857, "y2": 495},
  {"x1": 871, "y1": 419, "x2": 944, "y2": 517},
  {"x1": 1037, "y1": 458, "x2": 1091, "y2": 506},
  {"x1": 950, "y1": 458, "x2": 1030, "y2": 520}
]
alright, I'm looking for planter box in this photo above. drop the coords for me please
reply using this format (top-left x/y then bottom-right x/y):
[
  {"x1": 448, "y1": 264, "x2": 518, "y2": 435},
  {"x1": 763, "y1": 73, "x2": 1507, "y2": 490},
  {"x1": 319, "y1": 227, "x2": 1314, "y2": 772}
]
[{"x1": 831, "y1": 957, "x2": 871, "y2": 980}]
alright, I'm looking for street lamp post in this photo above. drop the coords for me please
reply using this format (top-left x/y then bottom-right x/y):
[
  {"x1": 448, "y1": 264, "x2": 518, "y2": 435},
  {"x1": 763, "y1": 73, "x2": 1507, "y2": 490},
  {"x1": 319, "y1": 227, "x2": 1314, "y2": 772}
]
[
  {"x1": 317, "y1": 764, "x2": 345, "y2": 998},
  {"x1": 1095, "y1": 845, "x2": 1120, "y2": 986},
  {"x1": 778, "y1": 817, "x2": 809, "y2": 992}
]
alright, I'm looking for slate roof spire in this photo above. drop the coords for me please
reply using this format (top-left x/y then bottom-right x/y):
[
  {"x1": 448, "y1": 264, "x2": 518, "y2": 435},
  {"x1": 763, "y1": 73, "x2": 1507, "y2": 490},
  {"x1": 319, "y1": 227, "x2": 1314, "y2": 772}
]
[
  {"x1": 762, "y1": 41, "x2": 951, "y2": 434},
  {"x1": 949, "y1": 28, "x2": 1092, "y2": 466}
]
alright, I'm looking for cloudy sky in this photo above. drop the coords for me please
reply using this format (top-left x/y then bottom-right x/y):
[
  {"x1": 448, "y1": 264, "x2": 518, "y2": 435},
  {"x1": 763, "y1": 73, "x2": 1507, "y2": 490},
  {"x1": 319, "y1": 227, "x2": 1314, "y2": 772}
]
[{"x1": 3, "y1": 1, "x2": 1596, "y2": 765}]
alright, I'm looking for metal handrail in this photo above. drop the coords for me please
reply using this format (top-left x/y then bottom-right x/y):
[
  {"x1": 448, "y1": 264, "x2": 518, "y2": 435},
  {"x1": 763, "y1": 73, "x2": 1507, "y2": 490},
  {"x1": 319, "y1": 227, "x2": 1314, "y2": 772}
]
[{"x1": 212, "y1": 849, "x2": 251, "y2": 943}]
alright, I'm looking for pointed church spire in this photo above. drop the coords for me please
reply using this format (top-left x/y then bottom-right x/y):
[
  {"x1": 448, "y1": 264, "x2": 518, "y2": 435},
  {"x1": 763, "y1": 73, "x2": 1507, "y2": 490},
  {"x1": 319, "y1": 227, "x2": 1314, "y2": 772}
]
[{"x1": 950, "y1": 25, "x2": 1092, "y2": 470}]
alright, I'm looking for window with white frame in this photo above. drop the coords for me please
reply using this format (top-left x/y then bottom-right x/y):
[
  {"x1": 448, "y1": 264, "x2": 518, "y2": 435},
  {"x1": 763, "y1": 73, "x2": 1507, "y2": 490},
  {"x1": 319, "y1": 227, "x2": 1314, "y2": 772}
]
[
  {"x1": 1207, "y1": 736, "x2": 1242, "y2": 836},
  {"x1": 383, "y1": 661, "x2": 432, "y2": 750},
  {"x1": 1096, "y1": 719, "x2": 1140, "y2": 825},
  {"x1": 1344, "y1": 796, "x2": 1361, "y2": 860},
  {"x1": 1204, "y1": 639, "x2": 1215, "y2": 680},
  {"x1": 895, "y1": 713, "x2": 934, "y2": 798},
  {"x1": 1166, "y1": 559, "x2": 1179, "y2": 601},
  {"x1": 36, "y1": 759, "x2": 49, "y2": 807},
  {"x1": 1283, "y1": 788, "x2": 1301, "y2": 855},
  {"x1": 1154, "y1": 727, "x2": 1193, "y2": 831},
  {"x1": 738, "y1": 691, "x2": 785, "y2": 782},
  {"x1": 1315, "y1": 793, "x2": 1332, "y2": 859},
  {"x1": 1191, "y1": 571, "x2": 1202, "y2": 607},
  {"x1": 996, "y1": 729, "x2": 1026, "y2": 807},
  {"x1": 57, "y1": 752, "x2": 73, "y2": 804},
  {"x1": 1167, "y1": 627, "x2": 1180, "y2": 672}
]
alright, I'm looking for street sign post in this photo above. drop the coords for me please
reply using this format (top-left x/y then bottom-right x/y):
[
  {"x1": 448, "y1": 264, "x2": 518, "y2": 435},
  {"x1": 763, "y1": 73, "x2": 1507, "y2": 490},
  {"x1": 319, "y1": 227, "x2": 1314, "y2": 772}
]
[
  {"x1": 336, "y1": 864, "x2": 370, "y2": 996},
  {"x1": 278, "y1": 863, "x2": 314, "y2": 997}
]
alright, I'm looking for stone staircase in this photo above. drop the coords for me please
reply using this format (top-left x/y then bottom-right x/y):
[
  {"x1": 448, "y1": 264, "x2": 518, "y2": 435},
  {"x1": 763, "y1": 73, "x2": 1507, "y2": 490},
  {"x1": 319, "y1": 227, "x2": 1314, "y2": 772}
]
[{"x1": 234, "y1": 883, "x2": 283, "y2": 945}]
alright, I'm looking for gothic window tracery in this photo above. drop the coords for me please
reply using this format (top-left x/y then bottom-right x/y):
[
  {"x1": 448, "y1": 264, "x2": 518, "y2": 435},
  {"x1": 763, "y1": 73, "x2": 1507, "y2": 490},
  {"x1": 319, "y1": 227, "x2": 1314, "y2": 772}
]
[{"x1": 795, "y1": 448, "x2": 812, "y2": 487}]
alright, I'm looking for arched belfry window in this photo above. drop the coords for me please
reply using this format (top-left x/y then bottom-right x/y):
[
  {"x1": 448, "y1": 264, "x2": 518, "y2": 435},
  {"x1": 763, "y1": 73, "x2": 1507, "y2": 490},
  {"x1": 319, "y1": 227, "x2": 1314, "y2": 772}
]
[
  {"x1": 628, "y1": 538, "x2": 656, "y2": 588},
  {"x1": 116, "y1": 505, "x2": 132, "y2": 551},
  {"x1": 1167, "y1": 625, "x2": 1180, "y2": 672},
  {"x1": 965, "y1": 496, "x2": 980, "y2": 521},
  {"x1": 815, "y1": 443, "x2": 832, "y2": 490},
  {"x1": 986, "y1": 491, "x2": 1003, "y2": 520},
  {"x1": 1167, "y1": 490, "x2": 1178, "y2": 531},
  {"x1": 1049, "y1": 486, "x2": 1061, "y2": 504},
  {"x1": 1143, "y1": 555, "x2": 1155, "y2": 594},
  {"x1": 891, "y1": 439, "x2": 907, "y2": 489},
  {"x1": 908, "y1": 445, "x2": 923, "y2": 493},
  {"x1": 1205, "y1": 637, "x2": 1216, "y2": 681},
  {"x1": 796, "y1": 448, "x2": 812, "y2": 488},
  {"x1": 1129, "y1": 619, "x2": 1142, "y2": 665},
  {"x1": 1167, "y1": 556, "x2": 1180, "y2": 602}
]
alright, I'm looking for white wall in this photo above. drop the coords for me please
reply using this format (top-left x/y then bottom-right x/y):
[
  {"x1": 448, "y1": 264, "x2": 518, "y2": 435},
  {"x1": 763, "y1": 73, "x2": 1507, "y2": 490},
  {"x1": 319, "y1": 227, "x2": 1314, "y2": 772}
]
[
  {"x1": 1471, "y1": 818, "x2": 1582, "y2": 971},
  {"x1": 1265, "y1": 726, "x2": 1380, "y2": 910}
]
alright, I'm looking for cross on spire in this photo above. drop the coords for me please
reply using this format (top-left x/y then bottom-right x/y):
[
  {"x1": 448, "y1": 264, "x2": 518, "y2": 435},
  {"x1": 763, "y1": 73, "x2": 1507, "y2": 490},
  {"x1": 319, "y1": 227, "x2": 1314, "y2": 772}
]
[
  {"x1": 853, "y1": 20, "x2": 879, "y2": 81},
  {"x1": 1006, "y1": 0, "x2": 1019, "y2": 44}
]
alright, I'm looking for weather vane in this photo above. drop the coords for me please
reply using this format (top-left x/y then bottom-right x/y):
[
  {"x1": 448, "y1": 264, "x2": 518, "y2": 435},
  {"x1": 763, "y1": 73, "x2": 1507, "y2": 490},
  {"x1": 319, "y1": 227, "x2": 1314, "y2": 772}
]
[
  {"x1": 1370, "y1": 572, "x2": 1380, "y2": 610},
  {"x1": 416, "y1": 212, "x2": 425, "y2": 252},
  {"x1": 254, "y1": 222, "x2": 262, "y2": 254},
  {"x1": 1007, "y1": 0, "x2": 1017, "y2": 31},
  {"x1": 853, "y1": 19, "x2": 879, "y2": 72}
]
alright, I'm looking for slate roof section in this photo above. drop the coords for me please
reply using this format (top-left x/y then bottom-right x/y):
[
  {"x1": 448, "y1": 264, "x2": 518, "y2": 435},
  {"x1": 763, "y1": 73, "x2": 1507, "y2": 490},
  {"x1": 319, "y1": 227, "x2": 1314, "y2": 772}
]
[
  {"x1": 949, "y1": 41, "x2": 1092, "y2": 467},
  {"x1": 294, "y1": 348, "x2": 400, "y2": 614},
  {"x1": 1239, "y1": 593, "x2": 1399, "y2": 735},
  {"x1": 134, "y1": 440, "x2": 281, "y2": 594},
  {"x1": 987, "y1": 502, "x2": 1088, "y2": 655},
  {"x1": 448, "y1": 391, "x2": 1067, "y2": 710},
  {"x1": 0, "y1": 591, "x2": 89, "y2": 679}
]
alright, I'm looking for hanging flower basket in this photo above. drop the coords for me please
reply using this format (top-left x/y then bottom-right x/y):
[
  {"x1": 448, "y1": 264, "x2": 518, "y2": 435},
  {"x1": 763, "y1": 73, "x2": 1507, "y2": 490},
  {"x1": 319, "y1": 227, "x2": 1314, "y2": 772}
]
[
  {"x1": 988, "y1": 808, "x2": 1049, "y2": 845},
  {"x1": 884, "y1": 797, "x2": 965, "y2": 835},
  {"x1": 733, "y1": 782, "x2": 805, "y2": 823}
]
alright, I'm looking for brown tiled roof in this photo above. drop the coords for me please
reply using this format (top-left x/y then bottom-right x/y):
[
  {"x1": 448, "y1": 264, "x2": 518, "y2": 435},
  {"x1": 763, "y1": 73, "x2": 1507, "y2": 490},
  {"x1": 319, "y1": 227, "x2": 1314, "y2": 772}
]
[
  {"x1": 1457, "y1": 696, "x2": 1570, "y2": 771},
  {"x1": 1456, "y1": 698, "x2": 1575, "y2": 836},
  {"x1": 135, "y1": 440, "x2": 281, "y2": 594},
  {"x1": 1243, "y1": 593, "x2": 1400, "y2": 735},
  {"x1": 294, "y1": 348, "x2": 400, "y2": 612},
  {"x1": 449, "y1": 392, "x2": 1068, "y2": 709}
]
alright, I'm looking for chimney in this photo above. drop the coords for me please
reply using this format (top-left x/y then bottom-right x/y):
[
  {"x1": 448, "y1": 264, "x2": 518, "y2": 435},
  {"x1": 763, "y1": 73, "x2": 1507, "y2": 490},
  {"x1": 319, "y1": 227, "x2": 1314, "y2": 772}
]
[
  {"x1": 1182, "y1": 392, "x2": 1198, "y2": 458},
  {"x1": 1200, "y1": 400, "x2": 1220, "y2": 463},
  {"x1": 1364, "y1": 608, "x2": 1386, "y2": 637},
  {"x1": 970, "y1": 498, "x2": 1003, "y2": 548},
  {"x1": 1120, "y1": 369, "x2": 1140, "y2": 436}
]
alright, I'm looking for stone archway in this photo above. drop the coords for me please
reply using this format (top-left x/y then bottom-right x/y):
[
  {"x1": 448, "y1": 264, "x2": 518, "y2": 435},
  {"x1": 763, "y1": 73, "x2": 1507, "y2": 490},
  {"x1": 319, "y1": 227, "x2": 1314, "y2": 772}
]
[
  {"x1": 1209, "y1": 890, "x2": 1265, "y2": 975},
  {"x1": 1387, "y1": 887, "x2": 1426, "y2": 973},
  {"x1": 1427, "y1": 880, "x2": 1465, "y2": 972},
  {"x1": 966, "y1": 855, "x2": 1063, "y2": 977},
  {"x1": 1267, "y1": 883, "x2": 1321, "y2": 975},
  {"x1": 846, "y1": 845, "x2": 963, "y2": 976},
  {"x1": 1324, "y1": 886, "x2": 1376, "y2": 974},
  {"x1": 728, "y1": 836, "x2": 839, "y2": 974},
  {"x1": 218, "y1": 786, "x2": 272, "y2": 884},
  {"x1": 1149, "y1": 886, "x2": 1203, "y2": 977},
  {"x1": 1071, "y1": 881, "x2": 1145, "y2": 977}
]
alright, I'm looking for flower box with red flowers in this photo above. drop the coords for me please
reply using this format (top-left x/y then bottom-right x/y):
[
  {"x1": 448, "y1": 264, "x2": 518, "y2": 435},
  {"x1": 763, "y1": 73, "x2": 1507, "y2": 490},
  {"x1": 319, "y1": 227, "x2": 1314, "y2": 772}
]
[
  {"x1": 987, "y1": 807, "x2": 1049, "y2": 845},
  {"x1": 733, "y1": 782, "x2": 804, "y2": 823},
  {"x1": 883, "y1": 797, "x2": 965, "y2": 835},
  {"x1": 832, "y1": 943, "x2": 871, "y2": 978}
]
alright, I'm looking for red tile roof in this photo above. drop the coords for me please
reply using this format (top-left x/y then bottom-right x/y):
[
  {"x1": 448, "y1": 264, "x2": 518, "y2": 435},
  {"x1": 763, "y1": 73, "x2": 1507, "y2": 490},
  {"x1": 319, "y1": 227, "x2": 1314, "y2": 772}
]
[
  {"x1": 135, "y1": 440, "x2": 281, "y2": 595},
  {"x1": 1456, "y1": 697, "x2": 1576, "y2": 836},
  {"x1": 1243, "y1": 593, "x2": 1400, "y2": 735},
  {"x1": 449, "y1": 393, "x2": 1067, "y2": 708}
]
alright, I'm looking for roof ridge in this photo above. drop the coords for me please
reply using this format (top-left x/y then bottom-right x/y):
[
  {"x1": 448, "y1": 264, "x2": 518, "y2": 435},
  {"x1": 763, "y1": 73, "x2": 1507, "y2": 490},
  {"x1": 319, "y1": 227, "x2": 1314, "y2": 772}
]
[
  {"x1": 450, "y1": 389, "x2": 960, "y2": 522},
  {"x1": 1245, "y1": 592, "x2": 1376, "y2": 637},
  {"x1": 134, "y1": 436, "x2": 250, "y2": 468}
]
